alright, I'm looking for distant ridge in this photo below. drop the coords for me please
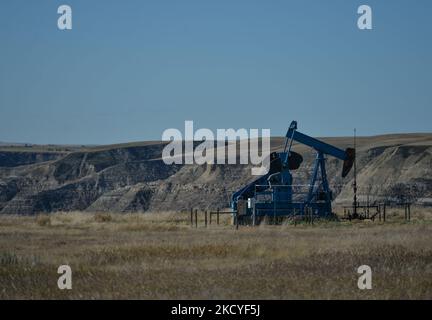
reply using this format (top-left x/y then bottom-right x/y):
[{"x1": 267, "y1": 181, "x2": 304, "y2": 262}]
[{"x1": 0, "y1": 133, "x2": 431, "y2": 214}]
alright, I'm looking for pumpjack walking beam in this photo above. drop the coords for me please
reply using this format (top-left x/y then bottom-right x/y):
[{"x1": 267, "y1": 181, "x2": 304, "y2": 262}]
[{"x1": 285, "y1": 121, "x2": 355, "y2": 178}]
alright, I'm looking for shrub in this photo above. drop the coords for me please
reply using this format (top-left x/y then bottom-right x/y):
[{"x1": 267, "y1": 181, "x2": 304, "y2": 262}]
[
  {"x1": 94, "y1": 212, "x2": 112, "y2": 223},
  {"x1": 36, "y1": 215, "x2": 51, "y2": 227}
]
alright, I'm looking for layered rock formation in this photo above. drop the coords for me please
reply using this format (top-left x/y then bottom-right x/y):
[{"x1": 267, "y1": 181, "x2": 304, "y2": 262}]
[{"x1": 0, "y1": 133, "x2": 431, "y2": 214}]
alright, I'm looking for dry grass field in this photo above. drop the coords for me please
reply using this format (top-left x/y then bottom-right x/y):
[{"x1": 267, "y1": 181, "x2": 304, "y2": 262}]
[{"x1": 0, "y1": 210, "x2": 431, "y2": 300}]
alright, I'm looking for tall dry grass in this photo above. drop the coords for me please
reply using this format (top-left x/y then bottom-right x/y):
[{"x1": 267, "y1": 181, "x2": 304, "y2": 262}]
[{"x1": 0, "y1": 209, "x2": 431, "y2": 299}]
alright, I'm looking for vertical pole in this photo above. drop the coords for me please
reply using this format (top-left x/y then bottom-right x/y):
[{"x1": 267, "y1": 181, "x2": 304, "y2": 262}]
[
  {"x1": 217, "y1": 208, "x2": 220, "y2": 225},
  {"x1": 383, "y1": 204, "x2": 386, "y2": 222},
  {"x1": 190, "y1": 208, "x2": 193, "y2": 227},
  {"x1": 273, "y1": 188, "x2": 276, "y2": 225},
  {"x1": 252, "y1": 208, "x2": 256, "y2": 226},
  {"x1": 195, "y1": 209, "x2": 198, "y2": 228},
  {"x1": 353, "y1": 128, "x2": 358, "y2": 219},
  {"x1": 205, "y1": 210, "x2": 208, "y2": 227},
  {"x1": 367, "y1": 193, "x2": 370, "y2": 218},
  {"x1": 408, "y1": 204, "x2": 411, "y2": 221},
  {"x1": 209, "y1": 211, "x2": 212, "y2": 225}
]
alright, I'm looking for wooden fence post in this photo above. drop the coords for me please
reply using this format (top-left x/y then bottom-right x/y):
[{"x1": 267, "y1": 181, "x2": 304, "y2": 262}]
[
  {"x1": 217, "y1": 208, "x2": 220, "y2": 225},
  {"x1": 195, "y1": 209, "x2": 198, "y2": 228},
  {"x1": 190, "y1": 208, "x2": 193, "y2": 227},
  {"x1": 205, "y1": 210, "x2": 208, "y2": 227}
]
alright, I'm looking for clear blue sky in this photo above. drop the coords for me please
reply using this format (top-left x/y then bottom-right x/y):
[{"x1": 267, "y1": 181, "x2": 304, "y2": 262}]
[{"x1": 0, "y1": 0, "x2": 431, "y2": 144}]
